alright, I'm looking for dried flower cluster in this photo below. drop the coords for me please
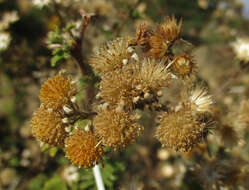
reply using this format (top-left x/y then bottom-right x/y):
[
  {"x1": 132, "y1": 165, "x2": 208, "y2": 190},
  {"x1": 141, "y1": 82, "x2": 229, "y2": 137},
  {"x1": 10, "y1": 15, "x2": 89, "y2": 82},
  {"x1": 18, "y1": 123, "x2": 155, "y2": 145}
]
[
  {"x1": 31, "y1": 73, "x2": 103, "y2": 168},
  {"x1": 31, "y1": 16, "x2": 215, "y2": 169}
]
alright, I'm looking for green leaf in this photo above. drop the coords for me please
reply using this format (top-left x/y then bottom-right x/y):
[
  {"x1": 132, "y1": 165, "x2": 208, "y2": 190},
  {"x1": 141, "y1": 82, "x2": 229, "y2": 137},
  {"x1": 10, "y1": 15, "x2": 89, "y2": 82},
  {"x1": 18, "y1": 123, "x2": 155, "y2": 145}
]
[
  {"x1": 49, "y1": 147, "x2": 58, "y2": 157},
  {"x1": 28, "y1": 174, "x2": 47, "y2": 190},
  {"x1": 51, "y1": 55, "x2": 64, "y2": 67},
  {"x1": 43, "y1": 175, "x2": 67, "y2": 190}
]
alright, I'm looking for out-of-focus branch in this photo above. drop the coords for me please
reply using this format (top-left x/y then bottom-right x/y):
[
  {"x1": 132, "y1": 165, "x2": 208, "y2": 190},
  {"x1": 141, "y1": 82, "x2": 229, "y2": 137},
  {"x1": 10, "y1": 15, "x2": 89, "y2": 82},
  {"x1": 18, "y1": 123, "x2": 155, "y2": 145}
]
[{"x1": 70, "y1": 11, "x2": 97, "y2": 110}]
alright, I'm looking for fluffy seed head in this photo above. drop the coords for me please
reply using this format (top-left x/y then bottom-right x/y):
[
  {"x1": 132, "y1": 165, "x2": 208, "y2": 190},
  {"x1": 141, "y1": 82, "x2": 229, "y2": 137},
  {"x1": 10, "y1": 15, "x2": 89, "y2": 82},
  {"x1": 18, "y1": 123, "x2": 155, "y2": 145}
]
[
  {"x1": 31, "y1": 105, "x2": 68, "y2": 147},
  {"x1": 156, "y1": 106, "x2": 206, "y2": 152},
  {"x1": 188, "y1": 86, "x2": 213, "y2": 113},
  {"x1": 100, "y1": 59, "x2": 170, "y2": 108},
  {"x1": 93, "y1": 109, "x2": 143, "y2": 150},
  {"x1": 171, "y1": 53, "x2": 197, "y2": 79},
  {"x1": 65, "y1": 130, "x2": 103, "y2": 168},
  {"x1": 89, "y1": 37, "x2": 131, "y2": 75},
  {"x1": 40, "y1": 74, "x2": 77, "y2": 110}
]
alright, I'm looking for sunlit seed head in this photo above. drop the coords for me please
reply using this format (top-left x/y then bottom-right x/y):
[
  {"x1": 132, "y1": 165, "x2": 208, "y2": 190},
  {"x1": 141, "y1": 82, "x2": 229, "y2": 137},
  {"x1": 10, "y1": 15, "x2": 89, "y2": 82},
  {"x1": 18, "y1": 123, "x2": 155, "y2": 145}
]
[
  {"x1": 156, "y1": 106, "x2": 206, "y2": 152},
  {"x1": 39, "y1": 73, "x2": 77, "y2": 110},
  {"x1": 93, "y1": 109, "x2": 143, "y2": 150},
  {"x1": 89, "y1": 37, "x2": 131, "y2": 75},
  {"x1": 65, "y1": 130, "x2": 103, "y2": 168}
]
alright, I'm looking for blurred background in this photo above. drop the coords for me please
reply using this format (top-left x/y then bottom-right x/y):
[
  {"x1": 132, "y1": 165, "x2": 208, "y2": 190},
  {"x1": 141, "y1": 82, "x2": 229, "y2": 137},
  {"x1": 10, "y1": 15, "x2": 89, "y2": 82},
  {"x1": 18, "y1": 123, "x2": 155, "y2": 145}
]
[{"x1": 1, "y1": 0, "x2": 249, "y2": 189}]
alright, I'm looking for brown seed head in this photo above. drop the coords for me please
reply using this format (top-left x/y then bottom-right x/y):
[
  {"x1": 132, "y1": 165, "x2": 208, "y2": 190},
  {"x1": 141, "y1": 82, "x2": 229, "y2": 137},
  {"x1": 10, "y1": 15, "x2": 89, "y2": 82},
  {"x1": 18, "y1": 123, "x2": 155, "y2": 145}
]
[
  {"x1": 156, "y1": 106, "x2": 206, "y2": 152},
  {"x1": 100, "y1": 59, "x2": 170, "y2": 108},
  {"x1": 65, "y1": 130, "x2": 103, "y2": 168},
  {"x1": 171, "y1": 53, "x2": 197, "y2": 79},
  {"x1": 89, "y1": 37, "x2": 131, "y2": 76},
  {"x1": 93, "y1": 109, "x2": 143, "y2": 150},
  {"x1": 31, "y1": 105, "x2": 68, "y2": 147},
  {"x1": 40, "y1": 74, "x2": 77, "y2": 110}
]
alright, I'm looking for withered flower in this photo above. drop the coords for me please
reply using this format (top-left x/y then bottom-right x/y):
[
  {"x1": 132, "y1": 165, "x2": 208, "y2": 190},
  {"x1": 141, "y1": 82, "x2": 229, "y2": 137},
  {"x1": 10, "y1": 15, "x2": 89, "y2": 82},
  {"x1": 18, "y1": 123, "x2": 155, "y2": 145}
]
[
  {"x1": 89, "y1": 37, "x2": 131, "y2": 76},
  {"x1": 65, "y1": 130, "x2": 103, "y2": 168},
  {"x1": 156, "y1": 105, "x2": 206, "y2": 152},
  {"x1": 40, "y1": 73, "x2": 77, "y2": 110},
  {"x1": 131, "y1": 23, "x2": 152, "y2": 52},
  {"x1": 171, "y1": 53, "x2": 197, "y2": 79},
  {"x1": 100, "y1": 59, "x2": 170, "y2": 108},
  {"x1": 93, "y1": 108, "x2": 143, "y2": 150},
  {"x1": 148, "y1": 16, "x2": 182, "y2": 59},
  {"x1": 31, "y1": 105, "x2": 68, "y2": 147}
]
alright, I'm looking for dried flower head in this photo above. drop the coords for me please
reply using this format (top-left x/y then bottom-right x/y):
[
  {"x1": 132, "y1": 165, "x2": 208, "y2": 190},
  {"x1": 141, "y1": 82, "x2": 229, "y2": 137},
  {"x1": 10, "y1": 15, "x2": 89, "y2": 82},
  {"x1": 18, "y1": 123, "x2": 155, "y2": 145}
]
[
  {"x1": 187, "y1": 86, "x2": 213, "y2": 113},
  {"x1": 93, "y1": 109, "x2": 143, "y2": 150},
  {"x1": 89, "y1": 37, "x2": 131, "y2": 75},
  {"x1": 131, "y1": 23, "x2": 152, "y2": 52},
  {"x1": 65, "y1": 130, "x2": 103, "y2": 168},
  {"x1": 31, "y1": 105, "x2": 68, "y2": 147},
  {"x1": 40, "y1": 73, "x2": 77, "y2": 110},
  {"x1": 171, "y1": 53, "x2": 197, "y2": 79},
  {"x1": 231, "y1": 37, "x2": 249, "y2": 62},
  {"x1": 148, "y1": 16, "x2": 182, "y2": 59},
  {"x1": 158, "y1": 16, "x2": 182, "y2": 43},
  {"x1": 156, "y1": 106, "x2": 206, "y2": 152},
  {"x1": 100, "y1": 59, "x2": 169, "y2": 108}
]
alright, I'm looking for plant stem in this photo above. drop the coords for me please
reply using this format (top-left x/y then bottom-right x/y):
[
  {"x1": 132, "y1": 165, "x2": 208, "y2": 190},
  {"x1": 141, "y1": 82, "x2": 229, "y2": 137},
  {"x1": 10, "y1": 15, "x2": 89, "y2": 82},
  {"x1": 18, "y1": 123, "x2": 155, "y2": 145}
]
[{"x1": 93, "y1": 164, "x2": 105, "y2": 190}]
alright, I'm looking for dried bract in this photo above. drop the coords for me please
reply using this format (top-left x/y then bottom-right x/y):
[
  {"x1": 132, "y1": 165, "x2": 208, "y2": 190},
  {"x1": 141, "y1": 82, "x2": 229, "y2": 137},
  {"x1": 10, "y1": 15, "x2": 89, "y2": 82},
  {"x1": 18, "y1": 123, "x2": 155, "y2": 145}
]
[{"x1": 65, "y1": 130, "x2": 103, "y2": 168}]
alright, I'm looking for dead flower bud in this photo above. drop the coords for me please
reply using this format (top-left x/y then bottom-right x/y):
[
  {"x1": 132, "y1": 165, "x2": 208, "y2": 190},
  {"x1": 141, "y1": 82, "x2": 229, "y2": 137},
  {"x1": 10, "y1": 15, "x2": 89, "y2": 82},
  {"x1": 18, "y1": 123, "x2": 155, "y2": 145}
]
[
  {"x1": 89, "y1": 37, "x2": 131, "y2": 75},
  {"x1": 156, "y1": 106, "x2": 206, "y2": 152},
  {"x1": 40, "y1": 73, "x2": 77, "y2": 110},
  {"x1": 93, "y1": 109, "x2": 143, "y2": 150},
  {"x1": 31, "y1": 105, "x2": 68, "y2": 147},
  {"x1": 65, "y1": 130, "x2": 103, "y2": 168},
  {"x1": 132, "y1": 23, "x2": 152, "y2": 52},
  {"x1": 171, "y1": 53, "x2": 197, "y2": 79},
  {"x1": 148, "y1": 16, "x2": 182, "y2": 59}
]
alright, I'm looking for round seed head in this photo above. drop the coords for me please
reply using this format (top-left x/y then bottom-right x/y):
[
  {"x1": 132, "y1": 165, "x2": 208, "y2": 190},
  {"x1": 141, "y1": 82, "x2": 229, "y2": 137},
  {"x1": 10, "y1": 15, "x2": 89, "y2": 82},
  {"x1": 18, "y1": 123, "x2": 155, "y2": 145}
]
[
  {"x1": 39, "y1": 74, "x2": 77, "y2": 110},
  {"x1": 65, "y1": 130, "x2": 103, "y2": 168},
  {"x1": 156, "y1": 106, "x2": 206, "y2": 152},
  {"x1": 89, "y1": 37, "x2": 131, "y2": 75},
  {"x1": 31, "y1": 105, "x2": 68, "y2": 147},
  {"x1": 93, "y1": 109, "x2": 143, "y2": 150}
]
